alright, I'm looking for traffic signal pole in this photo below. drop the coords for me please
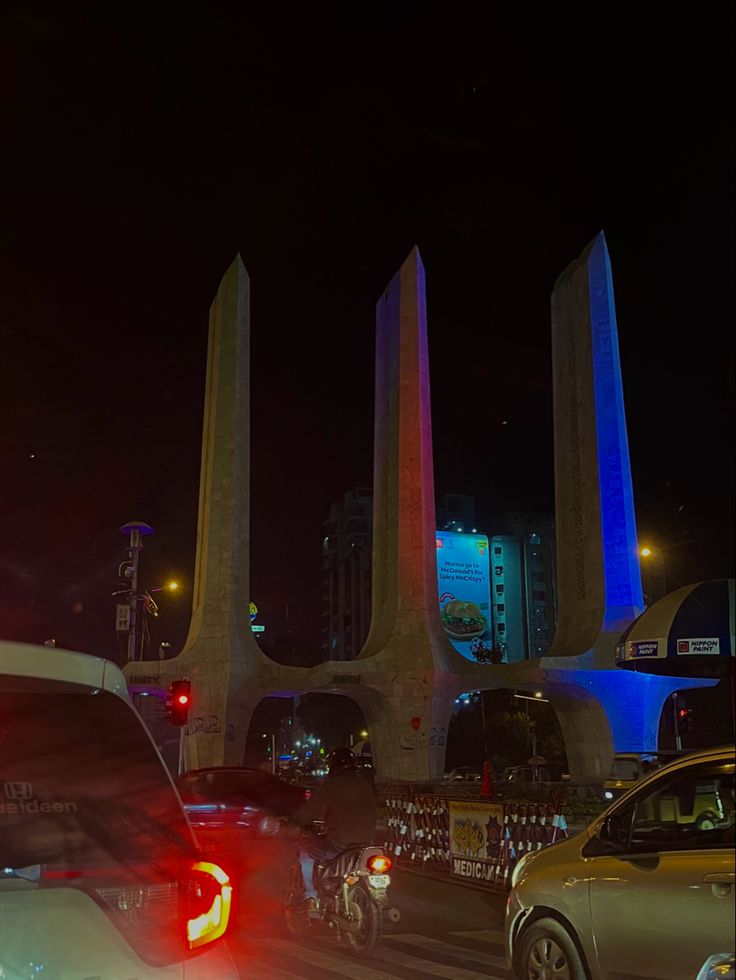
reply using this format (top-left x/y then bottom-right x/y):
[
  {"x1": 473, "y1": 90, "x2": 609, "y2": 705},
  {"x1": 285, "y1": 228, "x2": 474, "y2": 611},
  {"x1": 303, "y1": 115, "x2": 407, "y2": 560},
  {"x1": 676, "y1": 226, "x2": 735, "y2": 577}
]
[
  {"x1": 672, "y1": 692, "x2": 683, "y2": 751},
  {"x1": 178, "y1": 727, "x2": 186, "y2": 777}
]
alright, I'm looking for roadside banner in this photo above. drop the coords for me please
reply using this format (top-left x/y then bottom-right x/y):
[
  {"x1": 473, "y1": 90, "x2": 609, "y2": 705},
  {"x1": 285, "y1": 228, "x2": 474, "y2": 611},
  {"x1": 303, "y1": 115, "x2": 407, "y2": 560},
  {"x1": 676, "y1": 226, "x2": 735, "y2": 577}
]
[{"x1": 448, "y1": 799, "x2": 504, "y2": 885}]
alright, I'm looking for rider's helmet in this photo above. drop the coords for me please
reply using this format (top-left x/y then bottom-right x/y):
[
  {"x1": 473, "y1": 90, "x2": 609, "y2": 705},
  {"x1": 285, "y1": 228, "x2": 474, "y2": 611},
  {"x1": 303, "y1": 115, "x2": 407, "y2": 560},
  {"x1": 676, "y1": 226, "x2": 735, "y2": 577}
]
[{"x1": 325, "y1": 746, "x2": 357, "y2": 775}]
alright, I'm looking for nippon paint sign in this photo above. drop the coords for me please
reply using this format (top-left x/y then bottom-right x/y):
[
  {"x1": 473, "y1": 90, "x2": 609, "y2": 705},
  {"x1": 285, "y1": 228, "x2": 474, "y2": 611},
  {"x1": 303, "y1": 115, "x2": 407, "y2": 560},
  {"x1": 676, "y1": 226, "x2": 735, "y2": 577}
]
[
  {"x1": 436, "y1": 531, "x2": 492, "y2": 662},
  {"x1": 677, "y1": 637, "x2": 720, "y2": 656},
  {"x1": 629, "y1": 639, "x2": 662, "y2": 659}
]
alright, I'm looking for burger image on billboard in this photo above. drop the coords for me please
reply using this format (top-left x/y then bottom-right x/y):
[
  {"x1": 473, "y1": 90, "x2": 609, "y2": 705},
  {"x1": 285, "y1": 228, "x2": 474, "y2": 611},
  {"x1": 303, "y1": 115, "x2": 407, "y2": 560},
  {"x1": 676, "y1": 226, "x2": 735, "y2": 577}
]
[{"x1": 441, "y1": 600, "x2": 488, "y2": 640}]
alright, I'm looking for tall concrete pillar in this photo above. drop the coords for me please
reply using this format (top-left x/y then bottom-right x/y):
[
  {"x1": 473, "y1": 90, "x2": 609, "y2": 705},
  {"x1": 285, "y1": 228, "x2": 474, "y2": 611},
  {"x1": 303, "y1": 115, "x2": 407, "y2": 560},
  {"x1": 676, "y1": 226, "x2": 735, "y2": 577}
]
[
  {"x1": 359, "y1": 247, "x2": 456, "y2": 780},
  {"x1": 124, "y1": 256, "x2": 274, "y2": 767},
  {"x1": 549, "y1": 231, "x2": 644, "y2": 655}
]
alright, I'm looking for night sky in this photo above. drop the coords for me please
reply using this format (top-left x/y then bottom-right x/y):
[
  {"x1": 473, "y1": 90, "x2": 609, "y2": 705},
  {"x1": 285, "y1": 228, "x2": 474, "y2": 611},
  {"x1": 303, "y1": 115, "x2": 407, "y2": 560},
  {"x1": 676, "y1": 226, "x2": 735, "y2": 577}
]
[{"x1": 2, "y1": 5, "x2": 733, "y2": 657}]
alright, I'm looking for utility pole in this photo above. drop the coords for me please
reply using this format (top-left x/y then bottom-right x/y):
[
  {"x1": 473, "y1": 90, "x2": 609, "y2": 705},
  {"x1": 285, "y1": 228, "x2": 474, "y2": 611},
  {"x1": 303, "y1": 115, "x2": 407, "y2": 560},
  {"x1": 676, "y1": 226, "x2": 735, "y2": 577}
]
[{"x1": 118, "y1": 521, "x2": 154, "y2": 662}]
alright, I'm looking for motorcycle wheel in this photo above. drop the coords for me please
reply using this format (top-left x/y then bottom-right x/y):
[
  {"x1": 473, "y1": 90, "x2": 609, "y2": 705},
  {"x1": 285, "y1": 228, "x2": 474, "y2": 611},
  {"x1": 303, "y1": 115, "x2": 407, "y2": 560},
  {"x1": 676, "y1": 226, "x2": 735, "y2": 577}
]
[
  {"x1": 283, "y1": 860, "x2": 309, "y2": 938},
  {"x1": 345, "y1": 883, "x2": 381, "y2": 957}
]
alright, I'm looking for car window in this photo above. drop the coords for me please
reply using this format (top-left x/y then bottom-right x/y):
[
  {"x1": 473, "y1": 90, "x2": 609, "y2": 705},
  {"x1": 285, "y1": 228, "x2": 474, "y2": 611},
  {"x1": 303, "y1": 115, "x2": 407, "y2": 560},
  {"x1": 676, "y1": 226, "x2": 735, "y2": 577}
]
[
  {"x1": 627, "y1": 762, "x2": 735, "y2": 853},
  {"x1": 181, "y1": 769, "x2": 272, "y2": 802},
  {"x1": 1, "y1": 676, "x2": 195, "y2": 869},
  {"x1": 610, "y1": 758, "x2": 641, "y2": 781}
]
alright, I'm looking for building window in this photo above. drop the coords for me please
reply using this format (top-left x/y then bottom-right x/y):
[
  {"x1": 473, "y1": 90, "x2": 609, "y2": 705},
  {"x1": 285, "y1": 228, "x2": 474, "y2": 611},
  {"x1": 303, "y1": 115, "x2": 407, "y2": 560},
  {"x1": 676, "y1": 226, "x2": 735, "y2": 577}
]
[
  {"x1": 497, "y1": 623, "x2": 506, "y2": 633},
  {"x1": 496, "y1": 585, "x2": 504, "y2": 596},
  {"x1": 529, "y1": 533, "x2": 541, "y2": 545},
  {"x1": 533, "y1": 590, "x2": 546, "y2": 601},
  {"x1": 494, "y1": 565, "x2": 503, "y2": 575},
  {"x1": 494, "y1": 546, "x2": 502, "y2": 555},
  {"x1": 496, "y1": 603, "x2": 505, "y2": 613},
  {"x1": 533, "y1": 571, "x2": 545, "y2": 582}
]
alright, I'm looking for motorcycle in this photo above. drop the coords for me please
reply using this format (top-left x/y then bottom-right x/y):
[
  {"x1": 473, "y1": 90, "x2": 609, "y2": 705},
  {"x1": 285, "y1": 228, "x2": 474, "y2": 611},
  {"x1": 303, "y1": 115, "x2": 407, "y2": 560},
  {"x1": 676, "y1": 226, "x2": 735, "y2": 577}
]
[{"x1": 284, "y1": 835, "x2": 400, "y2": 957}]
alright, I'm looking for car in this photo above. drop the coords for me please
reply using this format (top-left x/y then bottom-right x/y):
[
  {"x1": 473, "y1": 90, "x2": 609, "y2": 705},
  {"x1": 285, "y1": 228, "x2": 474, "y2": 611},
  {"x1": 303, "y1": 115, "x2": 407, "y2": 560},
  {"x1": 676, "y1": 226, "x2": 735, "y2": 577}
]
[
  {"x1": 0, "y1": 640, "x2": 238, "y2": 978},
  {"x1": 445, "y1": 766, "x2": 482, "y2": 782},
  {"x1": 600, "y1": 751, "x2": 665, "y2": 802},
  {"x1": 176, "y1": 766, "x2": 311, "y2": 856},
  {"x1": 506, "y1": 745, "x2": 735, "y2": 980}
]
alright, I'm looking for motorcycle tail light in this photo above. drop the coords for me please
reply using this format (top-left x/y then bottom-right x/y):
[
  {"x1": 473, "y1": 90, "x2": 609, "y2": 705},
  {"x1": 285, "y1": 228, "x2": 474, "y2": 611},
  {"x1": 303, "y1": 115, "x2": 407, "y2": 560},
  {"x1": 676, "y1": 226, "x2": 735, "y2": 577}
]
[{"x1": 366, "y1": 854, "x2": 392, "y2": 874}]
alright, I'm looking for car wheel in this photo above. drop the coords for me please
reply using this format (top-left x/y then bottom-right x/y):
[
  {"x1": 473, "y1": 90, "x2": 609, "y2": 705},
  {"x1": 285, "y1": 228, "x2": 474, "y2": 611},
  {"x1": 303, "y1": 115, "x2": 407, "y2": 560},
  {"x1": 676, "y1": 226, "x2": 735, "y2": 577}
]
[{"x1": 518, "y1": 918, "x2": 588, "y2": 980}]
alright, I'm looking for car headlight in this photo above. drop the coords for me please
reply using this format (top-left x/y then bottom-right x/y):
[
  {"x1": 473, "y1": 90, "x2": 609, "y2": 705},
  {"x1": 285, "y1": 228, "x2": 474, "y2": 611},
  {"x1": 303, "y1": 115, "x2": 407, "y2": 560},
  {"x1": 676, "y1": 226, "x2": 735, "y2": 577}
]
[
  {"x1": 511, "y1": 850, "x2": 536, "y2": 889},
  {"x1": 604, "y1": 791, "x2": 614, "y2": 800}
]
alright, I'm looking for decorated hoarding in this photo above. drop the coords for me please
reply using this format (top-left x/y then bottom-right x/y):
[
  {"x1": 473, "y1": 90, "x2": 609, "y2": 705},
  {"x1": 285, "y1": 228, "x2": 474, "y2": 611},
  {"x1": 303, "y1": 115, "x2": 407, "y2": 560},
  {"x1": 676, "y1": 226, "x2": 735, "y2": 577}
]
[
  {"x1": 436, "y1": 531, "x2": 493, "y2": 662},
  {"x1": 448, "y1": 799, "x2": 504, "y2": 884}
]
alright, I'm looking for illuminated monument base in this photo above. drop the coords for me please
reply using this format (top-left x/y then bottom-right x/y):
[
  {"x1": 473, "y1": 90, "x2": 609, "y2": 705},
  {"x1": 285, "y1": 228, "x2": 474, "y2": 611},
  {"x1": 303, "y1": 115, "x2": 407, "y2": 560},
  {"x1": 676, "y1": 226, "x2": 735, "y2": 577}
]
[{"x1": 124, "y1": 240, "x2": 712, "y2": 784}]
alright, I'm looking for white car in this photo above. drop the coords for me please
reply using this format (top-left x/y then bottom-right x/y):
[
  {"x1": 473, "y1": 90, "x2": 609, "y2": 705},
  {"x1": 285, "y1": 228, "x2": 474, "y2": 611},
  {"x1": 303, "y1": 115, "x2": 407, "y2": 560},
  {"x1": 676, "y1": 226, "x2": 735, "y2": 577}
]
[
  {"x1": 506, "y1": 745, "x2": 735, "y2": 980},
  {"x1": 0, "y1": 640, "x2": 239, "y2": 978}
]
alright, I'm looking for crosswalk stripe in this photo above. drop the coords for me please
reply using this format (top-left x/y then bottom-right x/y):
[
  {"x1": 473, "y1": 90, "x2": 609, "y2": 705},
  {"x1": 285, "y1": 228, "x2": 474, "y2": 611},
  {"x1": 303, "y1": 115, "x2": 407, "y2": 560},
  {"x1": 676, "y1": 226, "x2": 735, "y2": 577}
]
[
  {"x1": 388, "y1": 933, "x2": 509, "y2": 971},
  {"x1": 254, "y1": 937, "x2": 400, "y2": 980},
  {"x1": 373, "y1": 944, "x2": 504, "y2": 979},
  {"x1": 451, "y1": 928, "x2": 506, "y2": 947}
]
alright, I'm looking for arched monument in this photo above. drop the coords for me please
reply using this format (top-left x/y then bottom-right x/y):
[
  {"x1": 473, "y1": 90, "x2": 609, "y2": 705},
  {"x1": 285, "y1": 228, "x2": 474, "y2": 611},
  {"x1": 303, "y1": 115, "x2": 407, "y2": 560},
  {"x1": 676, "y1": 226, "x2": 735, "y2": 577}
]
[{"x1": 125, "y1": 237, "x2": 712, "y2": 782}]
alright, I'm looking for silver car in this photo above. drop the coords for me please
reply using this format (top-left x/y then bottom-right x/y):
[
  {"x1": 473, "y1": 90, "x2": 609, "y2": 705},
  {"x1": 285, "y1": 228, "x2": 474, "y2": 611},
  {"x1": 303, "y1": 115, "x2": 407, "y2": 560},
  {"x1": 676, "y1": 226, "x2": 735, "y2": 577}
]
[
  {"x1": 0, "y1": 640, "x2": 239, "y2": 978},
  {"x1": 506, "y1": 745, "x2": 735, "y2": 980}
]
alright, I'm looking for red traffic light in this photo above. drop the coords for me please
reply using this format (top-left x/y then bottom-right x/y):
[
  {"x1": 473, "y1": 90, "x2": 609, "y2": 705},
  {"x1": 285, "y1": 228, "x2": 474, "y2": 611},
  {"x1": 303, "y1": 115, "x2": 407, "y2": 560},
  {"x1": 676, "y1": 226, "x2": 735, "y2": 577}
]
[{"x1": 168, "y1": 679, "x2": 192, "y2": 726}]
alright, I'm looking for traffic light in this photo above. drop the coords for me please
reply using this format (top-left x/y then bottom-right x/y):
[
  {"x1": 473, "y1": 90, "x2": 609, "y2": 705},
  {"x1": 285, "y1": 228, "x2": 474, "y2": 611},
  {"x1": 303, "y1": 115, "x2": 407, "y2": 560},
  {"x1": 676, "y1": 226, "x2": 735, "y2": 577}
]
[
  {"x1": 167, "y1": 679, "x2": 191, "y2": 726},
  {"x1": 677, "y1": 705, "x2": 694, "y2": 735}
]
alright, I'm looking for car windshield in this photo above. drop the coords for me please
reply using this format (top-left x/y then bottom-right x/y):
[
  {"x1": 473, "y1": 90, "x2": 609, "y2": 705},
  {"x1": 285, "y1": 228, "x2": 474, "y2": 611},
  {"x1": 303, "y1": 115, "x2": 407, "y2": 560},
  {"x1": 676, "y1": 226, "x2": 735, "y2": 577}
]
[
  {"x1": 0, "y1": 676, "x2": 195, "y2": 869},
  {"x1": 610, "y1": 758, "x2": 641, "y2": 781}
]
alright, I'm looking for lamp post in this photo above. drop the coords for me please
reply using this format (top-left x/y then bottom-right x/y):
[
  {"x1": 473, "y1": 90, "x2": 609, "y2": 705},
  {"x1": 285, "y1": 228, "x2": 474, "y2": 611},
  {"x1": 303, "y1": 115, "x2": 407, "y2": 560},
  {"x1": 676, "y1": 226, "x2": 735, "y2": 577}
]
[{"x1": 118, "y1": 521, "x2": 154, "y2": 663}]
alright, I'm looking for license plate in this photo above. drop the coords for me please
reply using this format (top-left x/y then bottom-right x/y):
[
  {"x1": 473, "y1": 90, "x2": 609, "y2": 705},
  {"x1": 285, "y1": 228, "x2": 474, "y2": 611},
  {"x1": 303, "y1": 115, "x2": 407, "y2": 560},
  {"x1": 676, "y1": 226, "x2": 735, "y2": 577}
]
[{"x1": 368, "y1": 874, "x2": 390, "y2": 889}]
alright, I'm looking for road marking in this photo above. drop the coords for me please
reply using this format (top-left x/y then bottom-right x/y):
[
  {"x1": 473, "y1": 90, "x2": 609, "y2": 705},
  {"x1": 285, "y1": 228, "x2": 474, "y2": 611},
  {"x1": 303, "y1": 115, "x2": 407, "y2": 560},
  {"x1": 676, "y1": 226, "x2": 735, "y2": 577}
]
[
  {"x1": 374, "y1": 943, "x2": 504, "y2": 979},
  {"x1": 254, "y1": 937, "x2": 399, "y2": 980},
  {"x1": 452, "y1": 928, "x2": 506, "y2": 946},
  {"x1": 388, "y1": 933, "x2": 509, "y2": 971}
]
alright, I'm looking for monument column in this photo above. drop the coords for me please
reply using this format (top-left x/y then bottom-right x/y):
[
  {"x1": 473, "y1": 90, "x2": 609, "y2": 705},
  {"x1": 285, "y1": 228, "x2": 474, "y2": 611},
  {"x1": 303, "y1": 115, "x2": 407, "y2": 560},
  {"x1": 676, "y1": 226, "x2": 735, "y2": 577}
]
[
  {"x1": 359, "y1": 247, "x2": 457, "y2": 781},
  {"x1": 124, "y1": 255, "x2": 274, "y2": 767},
  {"x1": 549, "y1": 231, "x2": 644, "y2": 657}
]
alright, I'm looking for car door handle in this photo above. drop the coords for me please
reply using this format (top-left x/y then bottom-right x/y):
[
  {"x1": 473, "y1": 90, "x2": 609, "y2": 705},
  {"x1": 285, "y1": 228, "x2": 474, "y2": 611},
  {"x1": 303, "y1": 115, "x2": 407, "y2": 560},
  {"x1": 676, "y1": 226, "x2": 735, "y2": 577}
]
[{"x1": 702, "y1": 873, "x2": 735, "y2": 884}]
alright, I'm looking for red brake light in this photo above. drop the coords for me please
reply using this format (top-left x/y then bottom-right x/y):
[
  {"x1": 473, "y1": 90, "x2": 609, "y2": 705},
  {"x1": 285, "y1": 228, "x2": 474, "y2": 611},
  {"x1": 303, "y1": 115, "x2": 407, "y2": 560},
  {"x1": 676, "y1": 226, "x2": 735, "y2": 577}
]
[
  {"x1": 367, "y1": 854, "x2": 392, "y2": 874},
  {"x1": 41, "y1": 859, "x2": 233, "y2": 963},
  {"x1": 304, "y1": 789, "x2": 312, "y2": 800},
  {"x1": 187, "y1": 861, "x2": 232, "y2": 949}
]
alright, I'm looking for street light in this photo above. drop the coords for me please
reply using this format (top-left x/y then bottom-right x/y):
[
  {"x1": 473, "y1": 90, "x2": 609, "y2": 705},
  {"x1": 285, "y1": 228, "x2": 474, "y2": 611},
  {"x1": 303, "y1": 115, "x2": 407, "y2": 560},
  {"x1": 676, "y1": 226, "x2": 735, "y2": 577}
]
[
  {"x1": 360, "y1": 729, "x2": 368, "y2": 739},
  {"x1": 640, "y1": 546, "x2": 653, "y2": 558}
]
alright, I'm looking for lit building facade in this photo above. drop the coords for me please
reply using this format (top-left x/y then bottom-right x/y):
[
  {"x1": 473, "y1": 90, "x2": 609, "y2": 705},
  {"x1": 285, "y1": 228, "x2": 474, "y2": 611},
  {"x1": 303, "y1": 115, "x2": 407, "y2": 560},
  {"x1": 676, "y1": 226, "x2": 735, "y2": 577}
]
[
  {"x1": 491, "y1": 512, "x2": 558, "y2": 660},
  {"x1": 322, "y1": 493, "x2": 558, "y2": 663},
  {"x1": 321, "y1": 488, "x2": 373, "y2": 660}
]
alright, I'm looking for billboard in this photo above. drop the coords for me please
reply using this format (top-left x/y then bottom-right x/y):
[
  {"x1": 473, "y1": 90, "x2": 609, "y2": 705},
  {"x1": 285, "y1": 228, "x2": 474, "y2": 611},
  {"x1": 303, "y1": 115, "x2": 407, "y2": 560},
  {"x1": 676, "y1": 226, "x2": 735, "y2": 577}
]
[
  {"x1": 449, "y1": 799, "x2": 504, "y2": 885},
  {"x1": 436, "y1": 531, "x2": 493, "y2": 662}
]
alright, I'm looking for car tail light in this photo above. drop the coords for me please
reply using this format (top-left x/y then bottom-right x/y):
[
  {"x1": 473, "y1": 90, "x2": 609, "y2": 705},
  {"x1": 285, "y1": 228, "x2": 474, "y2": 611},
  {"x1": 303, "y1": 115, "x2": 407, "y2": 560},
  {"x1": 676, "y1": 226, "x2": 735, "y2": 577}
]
[
  {"x1": 40, "y1": 858, "x2": 232, "y2": 965},
  {"x1": 366, "y1": 853, "x2": 392, "y2": 874},
  {"x1": 186, "y1": 861, "x2": 232, "y2": 949},
  {"x1": 304, "y1": 789, "x2": 312, "y2": 800}
]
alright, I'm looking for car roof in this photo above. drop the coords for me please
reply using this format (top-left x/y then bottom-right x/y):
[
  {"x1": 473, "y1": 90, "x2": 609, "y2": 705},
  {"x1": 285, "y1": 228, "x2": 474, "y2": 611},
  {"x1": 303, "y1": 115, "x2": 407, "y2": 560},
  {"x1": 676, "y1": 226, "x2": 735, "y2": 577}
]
[{"x1": 0, "y1": 640, "x2": 131, "y2": 702}]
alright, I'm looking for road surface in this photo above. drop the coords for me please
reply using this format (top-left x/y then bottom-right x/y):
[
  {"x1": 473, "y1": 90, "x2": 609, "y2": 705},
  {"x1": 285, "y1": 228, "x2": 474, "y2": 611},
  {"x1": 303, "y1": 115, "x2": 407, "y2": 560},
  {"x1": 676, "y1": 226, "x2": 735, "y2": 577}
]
[{"x1": 226, "y1": 845, "x2": 509, "y2": 979}]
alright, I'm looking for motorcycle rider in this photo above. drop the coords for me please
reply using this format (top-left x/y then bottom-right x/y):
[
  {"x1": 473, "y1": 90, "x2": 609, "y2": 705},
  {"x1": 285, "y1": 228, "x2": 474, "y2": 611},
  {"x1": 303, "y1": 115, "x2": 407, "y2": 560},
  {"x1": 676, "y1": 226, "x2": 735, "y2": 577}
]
[{"x1": 289, "y1": 746, "x2": 377, "y2": 913}]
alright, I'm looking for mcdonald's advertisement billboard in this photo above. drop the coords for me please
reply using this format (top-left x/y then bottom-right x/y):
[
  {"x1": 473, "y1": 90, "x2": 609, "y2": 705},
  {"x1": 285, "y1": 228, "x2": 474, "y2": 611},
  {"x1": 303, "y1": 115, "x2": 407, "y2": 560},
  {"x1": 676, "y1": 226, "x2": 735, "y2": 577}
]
[{"x1": 436, "y1": 531, "x2": 492, "y2": 662}]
